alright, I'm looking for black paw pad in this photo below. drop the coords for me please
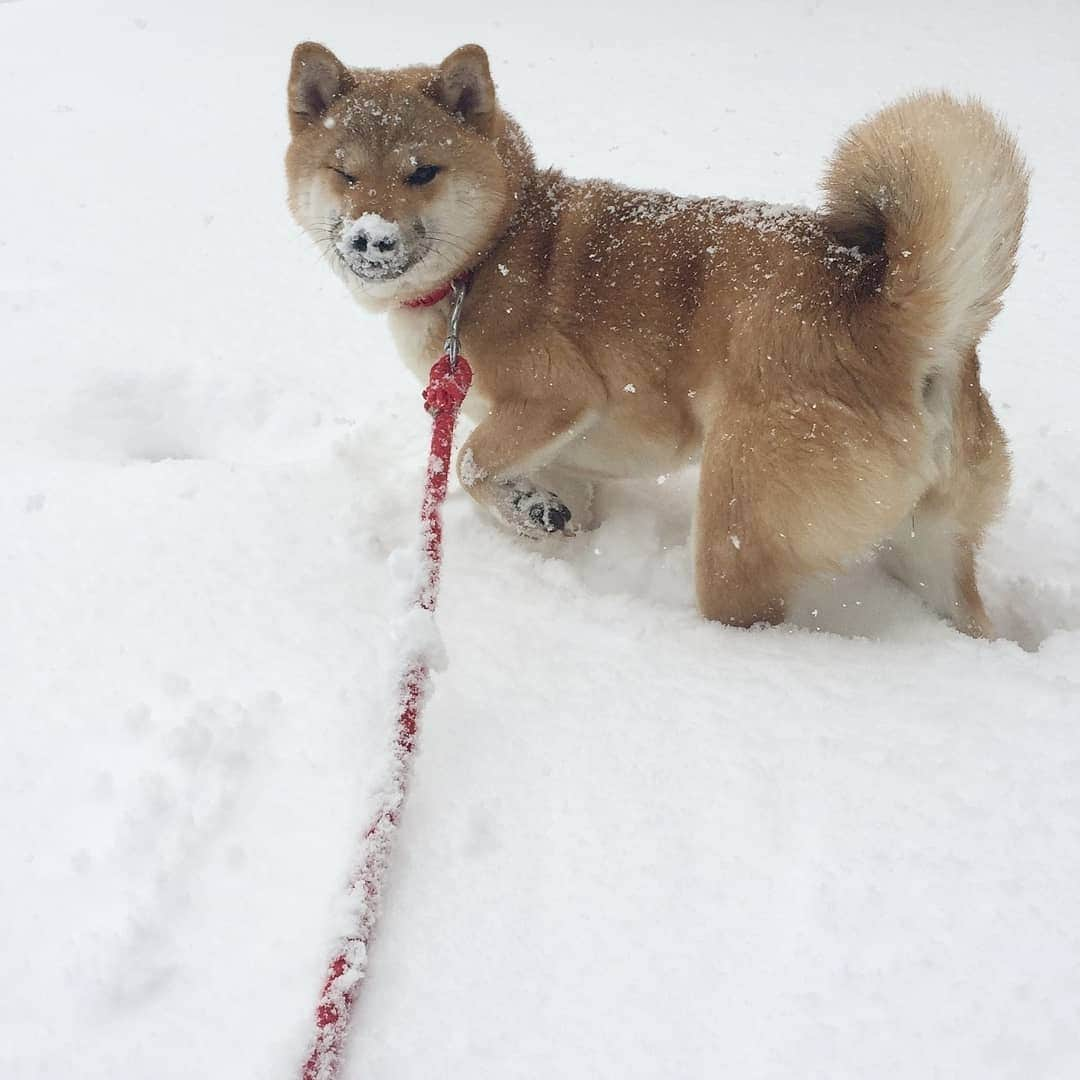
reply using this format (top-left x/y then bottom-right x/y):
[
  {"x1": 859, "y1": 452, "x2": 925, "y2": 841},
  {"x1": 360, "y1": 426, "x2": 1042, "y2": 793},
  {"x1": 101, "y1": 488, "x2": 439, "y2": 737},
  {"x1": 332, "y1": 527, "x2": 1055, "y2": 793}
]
[
  {"x1": 510, "y1": 488, "x2": 572, "y2": 533},
  {"x1": 529, "y1": 500, "x2": 570, "y2": 532}
]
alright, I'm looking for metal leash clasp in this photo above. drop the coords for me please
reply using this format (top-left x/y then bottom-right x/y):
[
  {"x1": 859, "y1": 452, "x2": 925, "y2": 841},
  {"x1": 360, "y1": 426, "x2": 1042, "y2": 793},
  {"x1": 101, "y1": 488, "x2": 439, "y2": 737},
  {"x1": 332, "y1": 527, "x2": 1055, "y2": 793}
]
[
  {"x1": 423, "y1": 278, "x2": 473, "y2": 418},
  {"x1": 443, "y1": 279, "x2": 468, "y2": 371}
]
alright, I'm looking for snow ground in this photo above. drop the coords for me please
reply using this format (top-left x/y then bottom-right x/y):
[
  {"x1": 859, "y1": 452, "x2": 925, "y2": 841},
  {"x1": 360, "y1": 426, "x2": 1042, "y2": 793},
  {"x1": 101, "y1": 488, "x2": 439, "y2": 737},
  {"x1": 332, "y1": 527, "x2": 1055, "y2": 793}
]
[{"x1": 2, "y1": 1, "x2": 1079, "y2": 1077}]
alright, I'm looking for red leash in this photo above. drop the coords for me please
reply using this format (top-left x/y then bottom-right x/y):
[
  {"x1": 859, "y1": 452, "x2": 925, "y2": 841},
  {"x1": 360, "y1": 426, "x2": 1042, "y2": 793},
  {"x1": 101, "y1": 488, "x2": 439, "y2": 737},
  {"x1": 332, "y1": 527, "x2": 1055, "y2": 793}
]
[{"x1": 300, "y1": 283, "x2": 472, "y2": 1080}]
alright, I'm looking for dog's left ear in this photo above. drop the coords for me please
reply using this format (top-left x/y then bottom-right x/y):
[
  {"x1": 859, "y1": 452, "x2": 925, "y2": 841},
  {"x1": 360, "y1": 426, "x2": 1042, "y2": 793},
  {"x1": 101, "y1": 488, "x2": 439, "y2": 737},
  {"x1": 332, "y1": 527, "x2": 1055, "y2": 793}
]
[{"x1": 432, "y1": 45, "x2": 497, "y2": 133}]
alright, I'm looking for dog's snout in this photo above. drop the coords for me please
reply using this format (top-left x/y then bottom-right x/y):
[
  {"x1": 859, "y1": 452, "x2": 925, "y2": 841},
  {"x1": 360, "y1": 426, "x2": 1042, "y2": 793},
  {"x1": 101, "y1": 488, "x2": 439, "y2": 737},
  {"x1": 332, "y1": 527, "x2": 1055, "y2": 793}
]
[{"x1": 339, "y1": 213, "x2": 406, "y2": 272}]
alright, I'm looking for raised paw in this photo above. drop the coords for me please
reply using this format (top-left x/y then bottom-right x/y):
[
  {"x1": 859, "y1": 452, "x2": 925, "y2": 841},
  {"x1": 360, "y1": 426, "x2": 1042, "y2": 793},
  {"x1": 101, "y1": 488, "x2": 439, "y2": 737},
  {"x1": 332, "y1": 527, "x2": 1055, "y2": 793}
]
[{"x1": 503, "y1": 485, "x2": 574, "y2": 536}]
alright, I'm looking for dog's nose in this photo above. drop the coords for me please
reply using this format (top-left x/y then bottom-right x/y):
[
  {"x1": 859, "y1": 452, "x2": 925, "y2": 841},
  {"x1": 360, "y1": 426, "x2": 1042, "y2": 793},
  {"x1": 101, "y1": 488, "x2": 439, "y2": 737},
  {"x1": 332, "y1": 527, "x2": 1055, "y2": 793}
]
[
  {"x1": 350, "y1": 232, "x2": 398, "y2": 255},
  {"x1": 340, "y1": 214, "x2": 404, "y2": 265}
]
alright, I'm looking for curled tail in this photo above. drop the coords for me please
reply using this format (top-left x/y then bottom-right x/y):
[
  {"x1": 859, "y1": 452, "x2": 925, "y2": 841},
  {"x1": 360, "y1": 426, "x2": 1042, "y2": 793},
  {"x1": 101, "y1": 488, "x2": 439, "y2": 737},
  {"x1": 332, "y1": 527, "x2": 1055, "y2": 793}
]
[{"x1": 822, "y1": 91, "x2": 1028, "y2": 371}]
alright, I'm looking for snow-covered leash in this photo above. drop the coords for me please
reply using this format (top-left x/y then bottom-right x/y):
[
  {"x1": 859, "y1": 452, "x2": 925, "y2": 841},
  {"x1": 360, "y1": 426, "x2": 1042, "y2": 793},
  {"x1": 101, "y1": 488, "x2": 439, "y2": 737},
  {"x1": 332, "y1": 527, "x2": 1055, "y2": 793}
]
[{"x1": 300, "y1": 280, "x2": 472, "y2": 1080}]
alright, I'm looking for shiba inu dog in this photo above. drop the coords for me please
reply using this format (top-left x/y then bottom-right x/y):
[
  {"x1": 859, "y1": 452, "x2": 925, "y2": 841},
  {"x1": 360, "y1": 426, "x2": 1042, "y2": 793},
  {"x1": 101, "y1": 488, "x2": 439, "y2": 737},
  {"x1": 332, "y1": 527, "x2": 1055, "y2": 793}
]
[{"x1": 285, "y1": 42, "x2": 1027, "y2": 636}]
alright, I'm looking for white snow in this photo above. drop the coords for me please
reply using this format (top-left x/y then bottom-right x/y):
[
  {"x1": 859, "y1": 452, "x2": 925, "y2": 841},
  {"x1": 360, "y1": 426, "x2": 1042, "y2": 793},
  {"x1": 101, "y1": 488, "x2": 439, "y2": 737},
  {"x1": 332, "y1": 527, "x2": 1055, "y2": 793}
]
[
  {"x1": 2, "y1": 2, "x2": 1080, "y2": 1079},
  {"x1": 458, "y1": 446, "x2": 487, "y2": 488}
]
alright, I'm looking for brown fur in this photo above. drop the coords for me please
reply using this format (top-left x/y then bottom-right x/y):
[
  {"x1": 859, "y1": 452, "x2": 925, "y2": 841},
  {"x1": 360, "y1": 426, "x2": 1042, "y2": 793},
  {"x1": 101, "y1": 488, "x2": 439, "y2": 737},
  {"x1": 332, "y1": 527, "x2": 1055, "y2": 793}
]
[{"x1": 285, "y1": 43, "x2": 1028, "y2": 635}]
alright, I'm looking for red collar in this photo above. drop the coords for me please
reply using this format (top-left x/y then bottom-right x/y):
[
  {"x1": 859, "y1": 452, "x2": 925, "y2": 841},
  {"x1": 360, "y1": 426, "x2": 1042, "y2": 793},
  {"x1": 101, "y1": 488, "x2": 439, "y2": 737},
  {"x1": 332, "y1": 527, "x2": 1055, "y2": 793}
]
[
  {"x1": 401, "y1": 282, "x2": 453, "y2": 308},
  {"x1": 400, "y1": 272, "x2": 473, "y2": 310}
]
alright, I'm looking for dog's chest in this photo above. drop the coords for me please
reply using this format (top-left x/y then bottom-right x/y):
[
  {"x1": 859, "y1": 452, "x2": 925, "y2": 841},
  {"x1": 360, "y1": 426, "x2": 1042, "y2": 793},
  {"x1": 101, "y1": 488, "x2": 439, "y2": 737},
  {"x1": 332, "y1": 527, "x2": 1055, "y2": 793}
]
[
  {"x1": 387, "y1": 306, "x2": 445, "y2": 384},
  {"x1": 388, "y1": 305, "x2": 493, "y2": 423}
]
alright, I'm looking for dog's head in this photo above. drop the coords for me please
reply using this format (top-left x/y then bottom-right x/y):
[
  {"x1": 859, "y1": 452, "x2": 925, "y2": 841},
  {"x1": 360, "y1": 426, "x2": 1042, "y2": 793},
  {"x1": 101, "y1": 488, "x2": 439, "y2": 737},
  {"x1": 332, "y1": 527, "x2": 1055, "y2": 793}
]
[{"x1": 285, "y1": 43, "x2": 528, "y2": 308}]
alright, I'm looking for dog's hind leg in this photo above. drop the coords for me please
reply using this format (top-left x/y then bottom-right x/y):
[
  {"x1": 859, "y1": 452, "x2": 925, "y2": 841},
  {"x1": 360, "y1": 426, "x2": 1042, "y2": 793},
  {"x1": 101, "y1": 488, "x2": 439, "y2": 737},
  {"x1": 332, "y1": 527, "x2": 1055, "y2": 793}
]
[
  {"x1": 693, "y1": 397, "x2": 926, "y2": 629},
  {"x1": 879, "y1": 351, "x2": 1010, "y2": 638},
  {"x1": 879, "y1": 507, "x2": 993, "y2": 637}
]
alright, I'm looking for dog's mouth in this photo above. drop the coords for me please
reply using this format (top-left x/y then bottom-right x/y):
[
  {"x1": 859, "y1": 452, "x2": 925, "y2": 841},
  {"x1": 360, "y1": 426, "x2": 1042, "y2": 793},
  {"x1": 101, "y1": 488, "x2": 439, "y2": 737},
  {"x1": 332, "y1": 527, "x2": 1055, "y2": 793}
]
[{"x1": 338, "y1": 254, "x2": 416, "y2": 282}]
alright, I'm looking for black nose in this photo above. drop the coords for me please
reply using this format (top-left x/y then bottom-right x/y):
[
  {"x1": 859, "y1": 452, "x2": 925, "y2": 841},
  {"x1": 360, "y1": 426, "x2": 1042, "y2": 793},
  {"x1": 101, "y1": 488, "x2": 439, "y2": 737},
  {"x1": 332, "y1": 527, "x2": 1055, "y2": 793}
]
[{"x1": 349, "y1": 232, "x2": 398, "y2": 255}]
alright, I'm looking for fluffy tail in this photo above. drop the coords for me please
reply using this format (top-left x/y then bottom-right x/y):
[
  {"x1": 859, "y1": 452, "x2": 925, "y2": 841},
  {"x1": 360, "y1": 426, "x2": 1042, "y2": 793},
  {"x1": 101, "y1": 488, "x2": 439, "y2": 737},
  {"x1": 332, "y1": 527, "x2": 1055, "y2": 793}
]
[{"x1": 822, "y1": 91, "x2": 1028, "y2": 370}]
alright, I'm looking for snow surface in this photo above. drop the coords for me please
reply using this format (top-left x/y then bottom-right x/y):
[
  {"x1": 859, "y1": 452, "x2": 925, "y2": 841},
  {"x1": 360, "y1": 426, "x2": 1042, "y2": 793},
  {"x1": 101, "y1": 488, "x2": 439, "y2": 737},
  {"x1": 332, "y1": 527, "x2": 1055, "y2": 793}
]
[{"x1": 3, "y1": 2, "x2": 1080, "y2": 1078}]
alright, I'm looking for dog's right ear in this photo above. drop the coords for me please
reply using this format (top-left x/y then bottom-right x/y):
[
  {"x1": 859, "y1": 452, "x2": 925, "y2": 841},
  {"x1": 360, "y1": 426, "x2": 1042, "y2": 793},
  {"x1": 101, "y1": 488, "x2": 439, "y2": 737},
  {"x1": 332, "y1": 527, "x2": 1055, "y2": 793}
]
[
  {"x1": 432, "y1": 45, "x2": 497, "y2": 134},
  {"x1": 288, "y1": 43, "x2": 351, "y2": 134}
]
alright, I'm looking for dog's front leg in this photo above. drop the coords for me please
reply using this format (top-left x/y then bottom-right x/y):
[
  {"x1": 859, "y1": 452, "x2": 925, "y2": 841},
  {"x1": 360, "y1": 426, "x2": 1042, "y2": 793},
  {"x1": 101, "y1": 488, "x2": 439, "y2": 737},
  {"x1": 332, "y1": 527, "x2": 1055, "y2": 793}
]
[{"x1": 457, "y1": 400, "x2": 591, "y2": 537}]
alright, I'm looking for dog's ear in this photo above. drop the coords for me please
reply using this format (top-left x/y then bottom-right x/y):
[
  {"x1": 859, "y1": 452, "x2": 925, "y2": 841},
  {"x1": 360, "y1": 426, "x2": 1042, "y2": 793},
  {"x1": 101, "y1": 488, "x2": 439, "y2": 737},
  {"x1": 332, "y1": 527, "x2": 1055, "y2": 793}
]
[
  {"x1": 432, "y1": 45, "x2": 497, "y2": 133},
  {"x1": 288, "y1": 43, "x2": 351, "y2": 134}
]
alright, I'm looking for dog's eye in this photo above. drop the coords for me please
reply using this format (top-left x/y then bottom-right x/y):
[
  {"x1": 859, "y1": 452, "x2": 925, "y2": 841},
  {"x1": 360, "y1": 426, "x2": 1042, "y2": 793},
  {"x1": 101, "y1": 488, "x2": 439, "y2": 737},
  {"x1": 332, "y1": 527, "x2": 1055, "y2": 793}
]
[
  {"x1": 405, "y1": 164, "x2": 441, "y2": 186},
  {"x1": 330, "y1": 167, "x2": 358, "y2": 184}
]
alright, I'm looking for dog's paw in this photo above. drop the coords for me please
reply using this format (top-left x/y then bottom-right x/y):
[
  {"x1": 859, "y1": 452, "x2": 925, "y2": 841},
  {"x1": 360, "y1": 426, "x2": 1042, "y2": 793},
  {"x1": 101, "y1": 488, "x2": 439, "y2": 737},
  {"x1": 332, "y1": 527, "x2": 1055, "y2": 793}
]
[{"x1": 500, "y1": 485, "x2": 574, "y2": 537}]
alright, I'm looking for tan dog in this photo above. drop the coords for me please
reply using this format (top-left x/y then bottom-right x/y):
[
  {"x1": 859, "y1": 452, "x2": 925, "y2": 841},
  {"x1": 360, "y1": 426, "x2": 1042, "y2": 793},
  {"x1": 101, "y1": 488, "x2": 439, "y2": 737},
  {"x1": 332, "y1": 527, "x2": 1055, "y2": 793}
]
[{"x1": 285, "y1": 42, "x2": 1027, "y2": 635}]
